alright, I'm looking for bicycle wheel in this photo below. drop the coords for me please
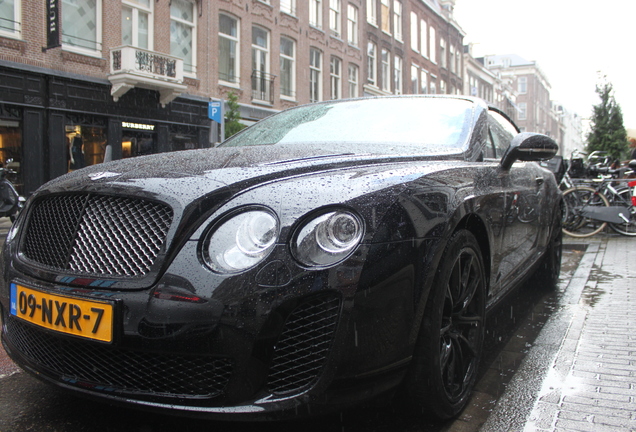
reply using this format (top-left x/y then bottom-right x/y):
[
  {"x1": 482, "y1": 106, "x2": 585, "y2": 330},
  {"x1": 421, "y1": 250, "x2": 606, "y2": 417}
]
[
  {"x1": 608, "y1": 187, "x2": 636, "y2": 236},
  {"x1": 562, "y1": 186, "x2": 609, "y2": 237}
]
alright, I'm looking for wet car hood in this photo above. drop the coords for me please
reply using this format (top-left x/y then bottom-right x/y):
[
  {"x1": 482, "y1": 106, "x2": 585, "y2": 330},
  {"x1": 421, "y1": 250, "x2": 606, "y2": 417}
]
[{"x1": 37, "y1": 144, "x2": 464, "y2": 211}]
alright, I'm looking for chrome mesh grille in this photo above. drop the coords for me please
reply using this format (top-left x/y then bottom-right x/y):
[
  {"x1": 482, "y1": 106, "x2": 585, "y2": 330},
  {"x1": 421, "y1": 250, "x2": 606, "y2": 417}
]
[
  {"x1": 4, "y1": 315, "x2": 233, "y2": 398},
  {"x1": 22, "y1": 194, "x2": 173, "y2": 277},
  {"x1": 267, "y1": 293, "x2": 340, "y2": 394}
]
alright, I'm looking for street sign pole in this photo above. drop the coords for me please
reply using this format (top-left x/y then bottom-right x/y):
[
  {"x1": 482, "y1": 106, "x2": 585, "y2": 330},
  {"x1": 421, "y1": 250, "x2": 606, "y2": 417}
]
[{"x1": 208, "y1": 100, "x2": 225, "y2": 145}]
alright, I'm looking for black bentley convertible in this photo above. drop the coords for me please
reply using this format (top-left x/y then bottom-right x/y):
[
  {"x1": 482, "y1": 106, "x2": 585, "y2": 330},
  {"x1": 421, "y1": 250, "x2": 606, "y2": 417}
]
[{"x1": 0, "y1": 95, "x2": 562, "y2": 420}]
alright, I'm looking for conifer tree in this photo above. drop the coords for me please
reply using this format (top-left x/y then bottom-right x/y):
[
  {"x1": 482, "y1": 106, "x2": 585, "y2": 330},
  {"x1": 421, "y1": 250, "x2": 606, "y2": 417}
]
[{"x1": 586, "y1": 79, "x2": 629, "y2": 161}]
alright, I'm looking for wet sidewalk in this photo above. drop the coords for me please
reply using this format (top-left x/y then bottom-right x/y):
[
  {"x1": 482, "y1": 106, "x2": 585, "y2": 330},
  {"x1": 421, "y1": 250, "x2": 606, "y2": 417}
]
[{"x1": 482, "y1": 233, "x2": 636, "y2": 431}]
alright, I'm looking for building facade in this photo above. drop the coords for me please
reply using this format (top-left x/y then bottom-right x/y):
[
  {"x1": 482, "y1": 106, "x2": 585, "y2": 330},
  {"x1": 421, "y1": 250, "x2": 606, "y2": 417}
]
[{"x1": 1, "y1": 0, "x2": 464, "y2": 195}]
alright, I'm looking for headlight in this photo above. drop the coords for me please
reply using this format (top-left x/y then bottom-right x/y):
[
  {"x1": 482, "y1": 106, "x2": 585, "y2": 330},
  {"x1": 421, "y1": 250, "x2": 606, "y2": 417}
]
[
  {"x1": 204, "y1": 209, "x2": 278, "y2": 273},
  {"x1": 293, "y1": 210, "x2": 363, "y2": 267}
]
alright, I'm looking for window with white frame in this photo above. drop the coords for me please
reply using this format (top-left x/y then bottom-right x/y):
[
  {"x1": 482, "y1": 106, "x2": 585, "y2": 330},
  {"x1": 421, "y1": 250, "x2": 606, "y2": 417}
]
[
  {"x1": 280, "y1": 0, "x2": 295, "y2": 15},
  {"x1": 310, "y1": 48, "x2": 322, "y2": 102},
  {"x1": 170, "y1": 0, "x2": 196, "y2": 74},
  {"x1": 219, "y1": 14, "x2": 239, "y2": 84},
  {"x1": 518, "y1": 102, "x2": 527, "y2": 120},
  {"x1": 348, "y1": 63, "x2": 359, "y2": 98},
  {"x1": 410, "y1": 12, "x2": 418, "y2": 52},
  {"x1": 62, "y1": 0, "x2": 102, "y2": 53},
  {"x1": 518, "y1": 76, "x2": 527, "y2": 94},
  {"x1": 429, "y1": 26, "x2": 436, "y2": 63},
  {"x1": 367, "y1": 42, "x2": 377, "y2": 86},
  {"x1": 310, "y1": 0, "x2": 322, "y2": 28},
  {"x1": 420, "y1": 19, "x2": 427, "y2": 58},
  {"x1": 430, "y1": 78, "x2": 436, "y2": 94},
  {"x1": 122, "y1": 0, "x2": 152, "y2": 49},
  {"x1": 330, "y1": 57, "x2": 342, "y2": 99},
  {"x1": 252, "y1": 26, "x2": 270, "y2": 100},
  {"x1": 440, "y1": 38, "x2": 446, "y2": 69},
  {"x1": 393, "y1": 55, "x2": 402, "y2": 94},
  {"x1": 380, "y1": 0, "x2": 390, "y2": 34},
  {"x1": 0, "y1": 0, "x2": 21, "y2": 38},
  {"x1": 393, "y1": 1, "x2": 402, "y2": 41},
  {"x1": 329, "y1": 0, "x2": 341, "y2": 37},
  {"x1": 381, "y1": 49, "x2": 390, "y2": 91},
  {"x1": 366, "y1": 0, "x2": 377, "y2": 25},
  {"x1": 410, "y1": 64, "x2": 418, "y2": 94},
  {"x1": 420, "y1": 69, "x2": 428, "y2": 94},
  {"x1": 347, "y1": 4, "x2": 358, "y2": 46},
  {"x1": 449, "y1": 44, "x2": 455, "y2": 73},
  {"x1": 440, "y1": 79, "x2": 446, "y2": 94},
  {"x1": 280, "y1": 36, "x2": 295, "y2": 98}
]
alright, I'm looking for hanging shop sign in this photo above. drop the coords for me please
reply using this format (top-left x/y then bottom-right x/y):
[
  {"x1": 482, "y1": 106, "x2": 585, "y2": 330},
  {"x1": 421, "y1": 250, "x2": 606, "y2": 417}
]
[{"x1": 47, "y1": 0, "x2": 61, "y2": 49}]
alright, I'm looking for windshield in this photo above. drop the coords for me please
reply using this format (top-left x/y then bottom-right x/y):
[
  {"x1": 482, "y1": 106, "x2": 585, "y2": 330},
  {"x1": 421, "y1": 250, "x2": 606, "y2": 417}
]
[{"x1": 221, "y1": 97, "x2": 475, "y2": 155}]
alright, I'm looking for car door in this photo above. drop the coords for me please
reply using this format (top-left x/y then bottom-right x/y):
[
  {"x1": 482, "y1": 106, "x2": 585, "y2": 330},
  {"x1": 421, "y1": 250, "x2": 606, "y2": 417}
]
[{"x1": 487, "y1": 110, "x2": 543, "y2": 296}]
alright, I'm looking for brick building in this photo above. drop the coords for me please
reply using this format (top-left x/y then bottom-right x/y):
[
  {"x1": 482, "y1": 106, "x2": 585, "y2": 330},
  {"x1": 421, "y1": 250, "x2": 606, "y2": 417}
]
[{"x1": 0, "y1": 0, "x2": 463, "y2": 196}]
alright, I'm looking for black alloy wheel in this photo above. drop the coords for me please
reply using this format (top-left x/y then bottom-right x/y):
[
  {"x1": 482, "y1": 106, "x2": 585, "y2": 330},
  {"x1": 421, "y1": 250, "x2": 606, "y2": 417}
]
[{"x1": 406, "y1": 229, "x2": 486, "y2": 419}]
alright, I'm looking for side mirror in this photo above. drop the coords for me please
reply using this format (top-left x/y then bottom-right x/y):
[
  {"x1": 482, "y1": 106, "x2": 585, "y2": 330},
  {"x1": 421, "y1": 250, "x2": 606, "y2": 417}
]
[{"x1": 500, "y1": 132, "x2": 559, "y2": 171}]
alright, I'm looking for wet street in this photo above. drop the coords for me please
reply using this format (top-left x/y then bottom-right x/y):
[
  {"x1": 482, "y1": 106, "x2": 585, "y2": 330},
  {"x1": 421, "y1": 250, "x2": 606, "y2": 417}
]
[{"x1": 0, "y1": 222, "x2": 628, "y2": 431}]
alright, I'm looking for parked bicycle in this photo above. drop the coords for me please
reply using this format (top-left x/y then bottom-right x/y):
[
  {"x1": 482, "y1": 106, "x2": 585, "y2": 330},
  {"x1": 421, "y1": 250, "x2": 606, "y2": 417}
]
[{"x1": 560, "y1": 158, "x2": 636, "y2": 237}]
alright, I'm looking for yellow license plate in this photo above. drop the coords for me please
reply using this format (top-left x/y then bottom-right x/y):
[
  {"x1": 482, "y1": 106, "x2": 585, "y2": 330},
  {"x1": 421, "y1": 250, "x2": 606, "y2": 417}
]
[{"x1": 10, "y1": 283, "x2": 114, "y2": 342}]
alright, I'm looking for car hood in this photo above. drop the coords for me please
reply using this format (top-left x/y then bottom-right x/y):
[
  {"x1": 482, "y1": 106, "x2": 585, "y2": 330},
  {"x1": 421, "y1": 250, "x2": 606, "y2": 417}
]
[{"x1": 37, "y1": 144, "x2": 463, "y2": 210}]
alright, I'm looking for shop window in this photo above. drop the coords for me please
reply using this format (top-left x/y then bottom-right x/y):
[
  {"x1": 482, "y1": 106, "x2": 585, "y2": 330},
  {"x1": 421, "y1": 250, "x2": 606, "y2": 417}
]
[
  {"x1": 0, "y1": 118, "x2": 23, "y2": 195},
  {"x1": 66, "y1": 125, "x2": 107, "y2": 172}
]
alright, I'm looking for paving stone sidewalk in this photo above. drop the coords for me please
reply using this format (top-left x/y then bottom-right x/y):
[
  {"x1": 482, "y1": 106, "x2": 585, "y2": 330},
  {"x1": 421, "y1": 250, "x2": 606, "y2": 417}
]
[{"x1": 483, "y1": 234, "x2": 636, "y2": 432}]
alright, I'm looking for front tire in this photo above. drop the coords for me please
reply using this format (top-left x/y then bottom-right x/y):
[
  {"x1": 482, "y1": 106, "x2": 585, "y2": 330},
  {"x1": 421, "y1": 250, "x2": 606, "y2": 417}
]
[{"x1": 406, "y1": 230, "x2": 486, "y2": 419}]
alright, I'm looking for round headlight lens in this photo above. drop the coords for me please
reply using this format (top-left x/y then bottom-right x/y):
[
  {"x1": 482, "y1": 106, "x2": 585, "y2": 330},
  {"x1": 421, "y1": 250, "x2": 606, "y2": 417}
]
[
  {"x1": 205, "y1": 210, "x2": 278, "y2": 273},
  {"x1": 293, "y1": 210, "x2": 363, "y2": 267}
]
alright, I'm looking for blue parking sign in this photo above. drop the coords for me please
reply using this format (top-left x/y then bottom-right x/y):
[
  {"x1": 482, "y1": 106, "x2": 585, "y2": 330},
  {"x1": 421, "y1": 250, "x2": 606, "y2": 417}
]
[{"x1": 208, "y1": 101, "x2": 223, "y2": 123}]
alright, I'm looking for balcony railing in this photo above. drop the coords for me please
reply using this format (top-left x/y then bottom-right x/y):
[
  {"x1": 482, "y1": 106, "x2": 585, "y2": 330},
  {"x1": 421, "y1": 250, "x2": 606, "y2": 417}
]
[
  {"x1": 109, "y1": 46, "x2": 186, "y2": 106},
  {"x1": 251, "y1": 70, "x2": 276, "y2": 105}
]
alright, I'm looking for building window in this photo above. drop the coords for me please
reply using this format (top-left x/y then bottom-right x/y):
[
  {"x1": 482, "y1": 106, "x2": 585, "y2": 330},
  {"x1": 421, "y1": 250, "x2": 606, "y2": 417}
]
[
  {"x1": 280, "y1": 36, "x2": 295, "y2": 98},
  {"x1": 310, "y1": 0, "x2": 322, "y2": 28},
  {"x1": 252, "y1": 26, "x2": 270, "y2": 102},
  {"x1": 440, "y1": 38, "x2": 446, "y2": 69},
  {"x1": 329, "y1": 0, "x2": 341, "y2": 37},
  {"x1": 394, "y1": 55, "x2": 402, "y2": 95},
  {"x1": 430, "y1": 79, "x2": 436, "y2": 94},
  {"x1": 281, "y1": 0, "x2": 296, "y2": 15},
  {"x1": 420, "y1": 69, "x2": 428, "y2": 94},
  {"x1": 420, "y1": 19, "x2": 427, "y2": 58},
  {"x1": 381, "y1": 49, "x2": 390, "y2": 91},
  {"x1": 122, "y1": 0, "x2": 151, "y2": 49},
  {"x1": 410, "y1": 64, "x2": 418, "y2": 94},
  {"x1": 393, "y1": 1, "x2": 402, "y2": 41},
  {"x1": 410, "y1": 12, "x2": 418, "y2": 52},
  {"x1": 367, "y1": 42, "x2": 377, "y2": 86},
  {"x1": 219, "y1": 14, "x2": 239, "y2": 84},
  {"x1": 0, "y1": 0, "x2": 21, "y2": 38},
  {"x1": 170, "y1": 0, "x2": 196, "y2": 74},
  {"x1": 348, "y1": 63, "x2": 359, "y2": 98},
  {"x1": 518, "y1": 76, "x2": 527, "y2": 94},
  {"x1": 440, "y1": 79, "x2": 446, "y2": 94},
  {"x1": 330, "y1": 57, "x2": 342, "y2": 99},
  {"x1": 380, "y1": 0, "x2": 390, "y2": 34},
  {"x1": 518, "y1": 102, "x2": 527, "y2": 120},
  {"x1": 347, "y1": 4, "x2": 358, "y2": 46},
  {"x1": 429, "y1": 26, "x2": 436, "y2": 63},
  {"x1": 0, "y1": 117, "x2": 23, "y2": 195},
  {"x1": 366, "y1": 0, "x2": 377, "y2": 25},
  {"x1": 449, "y1": 44, "x2": 455, "y2": 73},
  {"x1": 310, "y1": 48, "x2": 322, "y2": 102},
  {"x1": 62, "y1": 0, "x2": 102, "y2": 53}
]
